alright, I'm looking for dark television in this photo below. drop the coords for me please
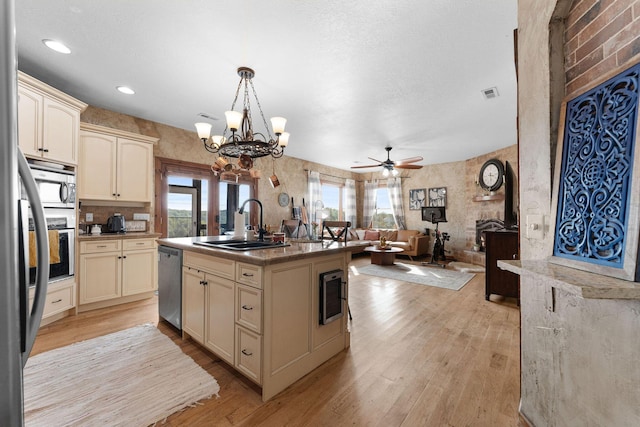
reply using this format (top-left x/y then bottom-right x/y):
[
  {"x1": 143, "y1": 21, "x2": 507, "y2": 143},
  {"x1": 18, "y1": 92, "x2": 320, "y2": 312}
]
[
  {"x1": 422, "y1": 206, "x2": 447, "y2": 223},
  {"x1": 504, "y1": 161, "x2": 519, "y2": 229}
]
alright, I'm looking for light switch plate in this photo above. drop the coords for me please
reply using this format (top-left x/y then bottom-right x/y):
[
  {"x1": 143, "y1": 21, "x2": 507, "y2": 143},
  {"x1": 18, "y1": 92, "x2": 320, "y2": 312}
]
[
  {"x1": 526, "y1": 214, "x2": 544, "y2": 239},
  {"x1": 133, "y1": 213, "x2": 150, "y2": 221}
]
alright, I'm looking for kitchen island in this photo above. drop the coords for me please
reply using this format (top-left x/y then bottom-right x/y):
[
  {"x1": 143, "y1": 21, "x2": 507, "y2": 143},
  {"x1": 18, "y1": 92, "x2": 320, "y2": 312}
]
[{"x1": 157, "y1": 236, "x2": 359, "y2": 401}]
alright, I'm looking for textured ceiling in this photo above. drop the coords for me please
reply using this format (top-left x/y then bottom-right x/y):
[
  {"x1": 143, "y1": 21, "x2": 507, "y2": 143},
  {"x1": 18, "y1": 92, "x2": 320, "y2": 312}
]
[{"x1": 15, "y1": 0, "x2": 518, "y2": 172}]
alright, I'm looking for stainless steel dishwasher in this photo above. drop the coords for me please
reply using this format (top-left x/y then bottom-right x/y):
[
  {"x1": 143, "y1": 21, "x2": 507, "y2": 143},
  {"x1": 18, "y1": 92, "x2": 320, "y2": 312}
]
[{"x1": 158, "y1": 246, "x2": 182, "y2": 330}]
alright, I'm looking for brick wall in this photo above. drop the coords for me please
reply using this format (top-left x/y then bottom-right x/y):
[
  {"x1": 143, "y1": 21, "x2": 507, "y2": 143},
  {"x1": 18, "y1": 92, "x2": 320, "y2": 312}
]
[{"x1": 565, "y1": 0, "x2": 640, "y2": 95}]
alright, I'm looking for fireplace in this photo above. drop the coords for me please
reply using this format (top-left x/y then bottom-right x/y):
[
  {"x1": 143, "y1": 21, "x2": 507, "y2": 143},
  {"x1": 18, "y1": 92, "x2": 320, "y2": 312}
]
[{"x1": 476, "y1": 219, "x2": 505, "y2": 251}]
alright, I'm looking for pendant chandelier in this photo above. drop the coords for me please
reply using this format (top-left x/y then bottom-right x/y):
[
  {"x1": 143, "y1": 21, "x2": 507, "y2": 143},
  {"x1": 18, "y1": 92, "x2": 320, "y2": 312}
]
[{"x1": 195, "y1": 67, "x2": 289, "y2": 169}]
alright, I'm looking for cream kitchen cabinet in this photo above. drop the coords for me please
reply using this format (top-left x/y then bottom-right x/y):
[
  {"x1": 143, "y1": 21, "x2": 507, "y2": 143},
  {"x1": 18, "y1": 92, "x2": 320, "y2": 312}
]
[
  {"x1": 170, "y1": 244, "x2": 351, "y2": 402},
  {"x1": 182, "y1": 252, "x2": 237, "y2": 366},
  {"x1": 78, "y1": 123, "x2": 158, "y2": 202},
  {"x1": 18, "y1": 72, "x2": 87, "y2": 165},
  {"x1": 79, "y1": 238, "x2": 157, "y2": 307},
  {"x1": 29, "y1": 277, "x2": 76, "y2": 326}
]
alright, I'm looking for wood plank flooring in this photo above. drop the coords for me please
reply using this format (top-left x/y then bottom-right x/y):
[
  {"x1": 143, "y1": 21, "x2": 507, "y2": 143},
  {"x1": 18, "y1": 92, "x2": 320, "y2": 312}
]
[{"x1": 31, "y1": 256, "x2": 521, "y2": 426}]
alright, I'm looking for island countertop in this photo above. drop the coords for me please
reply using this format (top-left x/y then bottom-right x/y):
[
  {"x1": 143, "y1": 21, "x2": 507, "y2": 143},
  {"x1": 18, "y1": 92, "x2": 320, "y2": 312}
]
[{"x1": 157, "y1": 236, "x2": 367, "y2": 266}]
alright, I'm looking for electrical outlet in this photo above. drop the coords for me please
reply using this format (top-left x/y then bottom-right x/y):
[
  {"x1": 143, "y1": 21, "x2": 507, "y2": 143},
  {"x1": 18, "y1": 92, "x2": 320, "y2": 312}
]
[
  {"x1": 526, "y1": 214, "x2": 544, "y2": 239},
  {"x1": 86, "y1": 213, "x2": 93, "y2": 222},
  {"x1": 133, "y1": 213, "x2": 150, "y2": 221}
]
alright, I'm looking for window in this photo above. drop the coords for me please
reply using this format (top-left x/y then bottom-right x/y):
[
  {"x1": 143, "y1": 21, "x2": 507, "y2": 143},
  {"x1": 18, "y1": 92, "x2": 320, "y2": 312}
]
[
  {"x1": 219, "y1": 182, "x2": 252, "y2": 234},
  {"x1": 321, "y1": 182, "x2": 344, "y2": 221},
  {"x1": 167, "y1": 176, "x2": 208, "y2": 237},
  {"x1": 372, "y1": 187, "x2": 395, "y2": 229}
]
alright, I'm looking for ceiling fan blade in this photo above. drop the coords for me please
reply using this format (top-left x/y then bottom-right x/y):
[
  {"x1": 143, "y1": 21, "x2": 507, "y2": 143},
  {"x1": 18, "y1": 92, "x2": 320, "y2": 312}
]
[
  {"x1": 367, "y1": 157, "x2": 385, "y2": 164},
  {"x1": 395, "y1": 156, "x2": 424, "y2": 165},
  {"x1": 351, "y1": 164, "x2": 382, "y2": 169},
  {"x1": 394, "y1": 164, "x2": 423, "y2": 169}
]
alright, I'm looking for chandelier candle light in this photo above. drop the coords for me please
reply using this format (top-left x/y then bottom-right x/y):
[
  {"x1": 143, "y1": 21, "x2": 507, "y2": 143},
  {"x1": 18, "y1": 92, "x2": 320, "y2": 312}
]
[{"x1": 195, "y1": 67, "x2": 290, "y2": 172}]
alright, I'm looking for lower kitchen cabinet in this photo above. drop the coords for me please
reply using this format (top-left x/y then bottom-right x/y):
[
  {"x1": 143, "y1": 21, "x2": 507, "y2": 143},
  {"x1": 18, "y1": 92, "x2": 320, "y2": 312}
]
[
  {"x1": 182, "y1": 265, "x2": 235, "y2": 365},
  {"x1": 182, "y1": 253, "x2": 264, "y2": 379},
  {"x1": 29, "y1": 277, "x2": 76, "y2": 325},
  {"x1": 79, "y1": 238, "x2": 157, "y2": 307}
]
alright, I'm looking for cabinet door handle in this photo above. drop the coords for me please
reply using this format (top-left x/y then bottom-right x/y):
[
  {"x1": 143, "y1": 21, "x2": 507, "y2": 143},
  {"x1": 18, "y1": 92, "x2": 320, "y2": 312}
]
[
  {"x1": 242, "y1": 305, "x2": 253, "y2": 311},
  {"x1": 38, "y1": 148, "x2": 44, "y2": 152},
  {"x1": 241, "y1": 349, "x2": 253, "y2": 356},
  {"x1": 118, "y1": 256, "x2": 122, "y2": 259},
  {"x1": 51, "y1": 299, "x2": 62, "y2": 304},
  {"x1": 242, "y1": 272, "x2": 254, "y2": 277},
  {"x1": 112, "y1": 193, "x2": 117, "y2": 196},
  {"x1": 97, "y1": 245, "x2": 107, "y2": 248},
  {"x1": 123, "y1": 255, "x2": 127, "y2": 259},
  {"x1": 43, "y1": 148, "x2": 49, "y2": 153}
]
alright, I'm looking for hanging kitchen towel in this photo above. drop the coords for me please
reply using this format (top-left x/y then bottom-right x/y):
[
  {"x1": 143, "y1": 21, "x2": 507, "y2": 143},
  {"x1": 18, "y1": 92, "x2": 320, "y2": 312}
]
[{"x1": 28, "y1": 230, "x2": 60, "y2": 267}]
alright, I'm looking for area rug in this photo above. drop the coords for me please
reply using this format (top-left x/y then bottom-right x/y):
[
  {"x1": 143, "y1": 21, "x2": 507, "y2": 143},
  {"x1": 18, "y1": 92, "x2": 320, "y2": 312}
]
[
  {"x1": 357, "y1": 262, "x2": 475, "y2": 290},
  {"x1": 23, "y1": 324, "x2": 220, "y2": 427}
]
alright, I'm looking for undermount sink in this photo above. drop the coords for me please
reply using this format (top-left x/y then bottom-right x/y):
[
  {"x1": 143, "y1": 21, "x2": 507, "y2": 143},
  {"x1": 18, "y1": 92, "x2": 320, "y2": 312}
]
[{"x1": 194, "y1": 239, "x2": 290, "y2": 251}]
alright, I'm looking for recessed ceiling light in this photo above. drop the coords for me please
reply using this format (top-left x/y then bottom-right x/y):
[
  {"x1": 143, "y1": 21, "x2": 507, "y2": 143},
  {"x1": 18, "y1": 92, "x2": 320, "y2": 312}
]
[
  {"x1": 42, "y1": 39, "x2": 71, "y2": 54},
  {"x1": 116, "y1": 86, "x2": 135, "y2": 95}
]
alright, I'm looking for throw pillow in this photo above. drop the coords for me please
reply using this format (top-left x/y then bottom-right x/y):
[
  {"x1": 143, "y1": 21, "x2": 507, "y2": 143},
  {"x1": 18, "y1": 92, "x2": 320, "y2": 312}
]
[
  {"x1": 363, "y1": 230, "x2": 380, "y2": 240},
  {"x1": 355, "y1": 229, "x2": 366, "y2": 240},
  {"x1": 397, "y1": 229, "x2": 419, "y2": 242}
]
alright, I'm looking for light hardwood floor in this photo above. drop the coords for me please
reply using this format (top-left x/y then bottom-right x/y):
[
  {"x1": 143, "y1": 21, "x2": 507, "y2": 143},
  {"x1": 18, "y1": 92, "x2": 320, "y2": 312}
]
[{"x1": 31, "y1": 256, "x2": 521, "y2": 426}]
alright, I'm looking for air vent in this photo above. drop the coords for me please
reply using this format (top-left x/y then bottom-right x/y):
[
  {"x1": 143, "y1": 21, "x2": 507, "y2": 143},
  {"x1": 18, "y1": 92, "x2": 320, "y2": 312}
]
[
  {"x1": 197, "y1": 112, "x2": 219, "y2": 120},
  {"x1": 481, "y1": 87, "x2": 499, "y2": 99}
]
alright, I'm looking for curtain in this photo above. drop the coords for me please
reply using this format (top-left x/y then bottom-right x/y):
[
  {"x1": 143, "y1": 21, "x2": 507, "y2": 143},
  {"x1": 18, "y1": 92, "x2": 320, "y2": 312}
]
[
  {"x1": 344, "y1": 179, "x2": 356, "y2": 228},
  {"x1": 363, "y1": 180, "x2": 377, "y2": 229},
  {"x1": 308, "y1": 171, "x2": 322, "y2": 227},
  {"x1": 387, "y1": 177, "x2": 407, "y2": 230}
]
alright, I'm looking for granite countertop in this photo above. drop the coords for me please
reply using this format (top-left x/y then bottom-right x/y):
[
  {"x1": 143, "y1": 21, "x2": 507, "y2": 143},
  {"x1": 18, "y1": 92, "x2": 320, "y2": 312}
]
[
  {"x1": 158, "y1": 236, "x2": 361, "y2": 266},
  {"x1": 78, "y1": 232, "x2": 162, "y2": 241},
  {"x1": 498, "y1": 259, "x2": 640, "y2": 300}
]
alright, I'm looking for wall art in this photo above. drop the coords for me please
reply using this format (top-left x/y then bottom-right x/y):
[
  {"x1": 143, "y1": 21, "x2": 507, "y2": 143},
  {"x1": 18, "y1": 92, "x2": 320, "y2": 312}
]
[
  {"x1": 409, "y1": 188, "x2": 426, "y2": 210},
  {"x1": 428, "y1": 187, "x2": 447, "y2": 207},
  {"x1": 550, "y1": 60, "x2": 640, "y2": 281}
]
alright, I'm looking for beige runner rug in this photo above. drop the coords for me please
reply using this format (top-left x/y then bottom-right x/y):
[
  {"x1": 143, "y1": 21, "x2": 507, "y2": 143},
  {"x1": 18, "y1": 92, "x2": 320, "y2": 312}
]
[{"x1": 23, "y1": 324, "x2": 219, "y2": 426}]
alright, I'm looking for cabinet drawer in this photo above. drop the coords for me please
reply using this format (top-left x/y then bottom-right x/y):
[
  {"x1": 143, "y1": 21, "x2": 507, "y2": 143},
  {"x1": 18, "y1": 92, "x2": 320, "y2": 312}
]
[
  {"x1": 236, "y1": 326, "x2": 262, "y2": 384},
  {"x1": 236, "y1": 284, "x2": 262, "y2": 333},
  {"x1": 236, "y1": 263, "x2": 262, "y2": 289},
  {"x1": 184, "y1": 251, "x2": 235, "y2": 280},
  {"x1": 43, "y1": 283, "x2": 75, "y2": 318},
  {"x1": 80, "y1": 239, "x2": 121, "y2": 254},
  {"x1": 123, "y1": 238, "x2": 155, "y2": 251}
]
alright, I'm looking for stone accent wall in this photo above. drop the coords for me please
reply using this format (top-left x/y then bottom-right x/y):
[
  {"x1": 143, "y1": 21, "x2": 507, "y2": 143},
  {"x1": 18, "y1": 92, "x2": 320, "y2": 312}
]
[{"x1": 518, "y1": 0, "x2": 640, "y2": 425}]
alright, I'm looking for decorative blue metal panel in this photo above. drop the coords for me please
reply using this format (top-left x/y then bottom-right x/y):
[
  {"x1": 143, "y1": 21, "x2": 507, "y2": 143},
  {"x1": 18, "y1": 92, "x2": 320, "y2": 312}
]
[{"x1": 554, "y1": 63, "x2": 640, "y2": 268}]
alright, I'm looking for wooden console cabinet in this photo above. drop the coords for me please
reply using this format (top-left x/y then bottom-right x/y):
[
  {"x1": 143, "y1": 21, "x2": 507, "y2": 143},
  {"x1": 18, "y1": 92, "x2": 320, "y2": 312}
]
[{"x1": 485, "y1": 230, "x2": 519, "y2": 302}]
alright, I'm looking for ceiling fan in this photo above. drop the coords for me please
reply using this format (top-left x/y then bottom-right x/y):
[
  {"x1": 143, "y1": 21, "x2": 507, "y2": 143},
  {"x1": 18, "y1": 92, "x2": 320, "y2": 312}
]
[{"x1": 351, "y1": 146, "x2": 423, "y2": 176}]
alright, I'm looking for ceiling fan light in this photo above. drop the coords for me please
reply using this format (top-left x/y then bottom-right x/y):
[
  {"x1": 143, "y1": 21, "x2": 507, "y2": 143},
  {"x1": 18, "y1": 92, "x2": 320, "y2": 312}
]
[
  {"x1": 382, "y1": 168, "x2": 390, "y2": 177},
  {"x1": 392, "y1": 168, "x2": 399, "y2": 176},
  {"x1": 270, "y1": 117, "x2": 287, "y2": 135},
  {"x1": 195, "y1": 122, "x2": 212, "y2": 140}
]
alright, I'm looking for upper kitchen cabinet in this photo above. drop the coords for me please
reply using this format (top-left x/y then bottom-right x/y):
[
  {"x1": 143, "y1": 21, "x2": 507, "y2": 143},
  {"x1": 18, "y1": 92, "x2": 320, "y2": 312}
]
[
  {"x1": 78, "y1": 123, "x2": 158, "y2": 203},
  {"x1": 18, "y1": 72, "x2": 88, "y2": 166}
]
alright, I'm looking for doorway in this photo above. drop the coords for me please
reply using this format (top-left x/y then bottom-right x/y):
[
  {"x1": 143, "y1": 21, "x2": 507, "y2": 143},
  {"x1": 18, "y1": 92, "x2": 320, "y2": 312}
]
[{"x1": 168, "y1": 182, "x2": 199, "y2": 237}]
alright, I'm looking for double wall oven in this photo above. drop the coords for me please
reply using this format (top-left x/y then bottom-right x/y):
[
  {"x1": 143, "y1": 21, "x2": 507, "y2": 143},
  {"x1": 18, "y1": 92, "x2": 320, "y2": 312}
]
[{"x1": 21, "y1": 162, "x2": 76, "y2": 284}]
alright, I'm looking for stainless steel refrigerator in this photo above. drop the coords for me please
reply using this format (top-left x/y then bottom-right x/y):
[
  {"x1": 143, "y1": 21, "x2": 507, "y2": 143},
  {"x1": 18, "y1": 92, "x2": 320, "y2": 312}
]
[{"x1": 1, "y1": 1, "x2": 51, "y2": 424}]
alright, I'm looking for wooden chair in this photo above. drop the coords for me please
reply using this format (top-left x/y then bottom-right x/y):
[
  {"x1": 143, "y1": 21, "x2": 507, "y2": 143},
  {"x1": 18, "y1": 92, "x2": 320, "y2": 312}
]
[{"x1": 322, "y1": 221, "x2": 351, "y2": 241}]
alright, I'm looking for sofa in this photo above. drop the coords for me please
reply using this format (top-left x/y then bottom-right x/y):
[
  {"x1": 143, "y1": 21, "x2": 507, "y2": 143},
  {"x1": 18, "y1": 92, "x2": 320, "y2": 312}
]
[{"x1": 343, "y1": 228, "x2": 430, "y2": 260}]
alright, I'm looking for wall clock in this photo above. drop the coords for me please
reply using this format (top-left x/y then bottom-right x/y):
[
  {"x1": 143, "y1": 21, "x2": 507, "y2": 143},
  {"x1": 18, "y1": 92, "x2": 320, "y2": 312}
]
[
  {"x1": 278, "y1": 192, "x2": 290, "y2": 207},
  {"x1": 479, "y1": 159, "x2": 504, "y2": 192}
]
